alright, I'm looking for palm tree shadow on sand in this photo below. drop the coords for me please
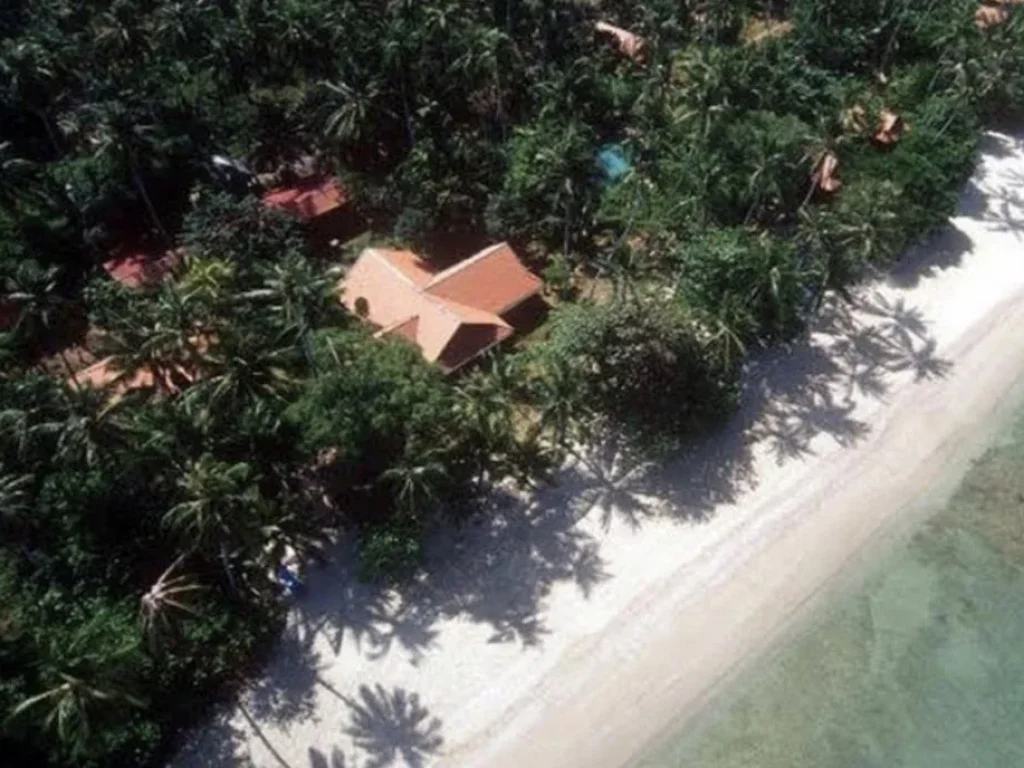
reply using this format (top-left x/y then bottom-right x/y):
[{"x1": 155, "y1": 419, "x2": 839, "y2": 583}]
[
  {"x1": 304, "y1": 685, "x2": 442, "y2": 768},
  {"x1": 171, "y1": 281, "x2": 956, "y2": 767},
  {"x1": 339, "y1": 684, "x2": 443, "y2": 768}
]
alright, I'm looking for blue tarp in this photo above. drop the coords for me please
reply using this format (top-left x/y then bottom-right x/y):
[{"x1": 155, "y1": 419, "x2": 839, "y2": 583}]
[{"x1": 597, "y1": 144, "x2": 632, "y2": 184}]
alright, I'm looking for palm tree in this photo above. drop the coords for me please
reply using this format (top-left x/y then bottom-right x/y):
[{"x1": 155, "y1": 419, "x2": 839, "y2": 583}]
[
  {"x1": 140, "y1": 553, "x2": 204, "y2": 653},
  {"x1": 47, "y1": 389, "x2": 132, "y2": 470},
  {"x1": 534, "y1": 357, "x2": 584, "y2": 449},
  {"x1": 323, "y1": 79, "x2": 393, "y2": 147},
  {"x1": 240, "y1": 255, "x2": 342, "y2": 370},
  {"x1": 381, "y1": 12, "x2": 418, "y2": 150},
  {"x1": 2, "y1": 261, "x2": 75, "y2": 372},
  {"x1": 8, "y1": 618, "x2": 145, "y2": 754},
  {"x1": 0, "y1": 466, "x2": 33, "y2": 539},
  {"x1": 9, "y1": 672, "x2": 144, "y2": 751},
  {"x1": 380, "y1": 445, "x2": 450, "y2": 519},
  {"x1": 188, "y1": 331, "x2": 297, "y2": 411},
  {"x1": 0, "y1": 376, "x2": 65, "y2": 465},
  {"x1": 86, "y1": 102, "x2": 172, "y2": 247},
  {"x1": 0, "y1": 38, "x2": 65, "y2": 156},
  {"x1": 97, "y1": 287, "x2": 206, "y2": 399},
  {"x1": 163, "y1": 455, "x2": 264, "y2": 586},
  {"x1": 0, "y1": 142, "x2": 46, "y2": 212},
  {"x1": 701, "y1": 299, "x2": 749, "y2": 373}
]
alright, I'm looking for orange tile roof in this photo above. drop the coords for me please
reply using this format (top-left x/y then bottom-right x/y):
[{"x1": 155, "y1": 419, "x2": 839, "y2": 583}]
[
  {"x1": 262, "y1": 178, "x2": 349, "y2": 222},
  {"x1": 423, "y1": 243, "x2": 543, "y2": 315},
  {"x1": 341, "y1": 242, "x2": 540, "y2": 371},
  {"x1": 383, "y1": 315, "x2": 420, "y2": 345},
  {"x1": 103, "y1": 248, "x2": 180, "y2": 288},
  {"x1": 374, "y1": 249, "x2": 436, "y2": 287}
]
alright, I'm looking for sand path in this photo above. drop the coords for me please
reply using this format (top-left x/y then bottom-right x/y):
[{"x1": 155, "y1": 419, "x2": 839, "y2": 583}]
[{"x1": 175, "y1": 131, "x2": 1024, "y2": 768}]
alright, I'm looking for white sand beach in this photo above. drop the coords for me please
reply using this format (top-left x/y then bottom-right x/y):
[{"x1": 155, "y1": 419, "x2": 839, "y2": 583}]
[{"x1": 174, "y1": 130, "x2": 1024, "y2": 768}]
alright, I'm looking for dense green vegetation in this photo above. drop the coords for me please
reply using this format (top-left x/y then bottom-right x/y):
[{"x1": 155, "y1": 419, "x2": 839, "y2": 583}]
[{"x1": 2, "y1": 0, "x2": 1023, "y2": 765}]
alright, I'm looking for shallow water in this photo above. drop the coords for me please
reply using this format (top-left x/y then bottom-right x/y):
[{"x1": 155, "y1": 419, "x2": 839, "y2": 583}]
[{"x1": 639, "y1": 411, "x2": 1024, "y2": 768}]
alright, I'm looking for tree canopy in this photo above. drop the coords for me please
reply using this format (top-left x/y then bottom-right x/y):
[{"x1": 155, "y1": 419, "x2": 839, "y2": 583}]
[{"x1": 2, "y1": 0, "x2": 1023, "y2": 765}]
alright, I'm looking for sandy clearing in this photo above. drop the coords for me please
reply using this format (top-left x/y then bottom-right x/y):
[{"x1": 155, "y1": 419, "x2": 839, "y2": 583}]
[{"x1": 174, "y1": 130, "x2": 1024, "y2": 768}]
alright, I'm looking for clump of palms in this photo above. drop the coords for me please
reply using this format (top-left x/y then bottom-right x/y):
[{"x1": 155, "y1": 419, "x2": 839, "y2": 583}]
[{"x1": 7, "y1": 611, "x2": 146, "y2": 756}]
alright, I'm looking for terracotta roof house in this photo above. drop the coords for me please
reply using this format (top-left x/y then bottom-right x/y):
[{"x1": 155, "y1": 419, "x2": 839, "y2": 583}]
[
  {"x1": 103, "y1": 247, "x2": 180, "y2": 289},
  {"x1": 262, "y1": 178, "x2": 357, "y2": 249},
  {"x1": 262, "y1": 178, "x2": 347, "y2": 221},
  {"x1": 341, "y1": 242, "x2": 545, "y2": 372}
]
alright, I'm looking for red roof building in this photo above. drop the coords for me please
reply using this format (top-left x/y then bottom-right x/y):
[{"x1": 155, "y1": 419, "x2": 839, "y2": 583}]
[
  {"x1": 102, "y1": 248, "x2": 180, "y2": 289},
  {"x1": 261, "y1": 178, "x2": 349, "y2": 223},
  {"x1": 262, "y1": 177, "x2": 358, "y2": 248},
  {"x1": 341, "y1": 242, "x2": 544, "y2": 372}
]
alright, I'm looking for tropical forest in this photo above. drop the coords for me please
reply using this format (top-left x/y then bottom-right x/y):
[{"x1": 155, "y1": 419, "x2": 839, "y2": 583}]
[{"x1": 1, "y1": 1, "x2": 1023, "y2": 765}]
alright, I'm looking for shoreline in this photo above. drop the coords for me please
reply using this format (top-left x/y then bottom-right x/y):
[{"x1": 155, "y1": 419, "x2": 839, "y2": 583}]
[
  {"x1": 175, "y1": 130, "x2": 1024, "y2": 768},
  {"x1": 468, "y1": 291, "x2": 1024, "y2": 768}
]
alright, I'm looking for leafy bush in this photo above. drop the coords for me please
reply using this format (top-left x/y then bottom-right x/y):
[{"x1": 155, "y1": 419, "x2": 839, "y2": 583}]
[
  {"x1": 180, "y1": 189, "x2": 306, "y2": 266},
  {"x1": 533, "y1": 299, "x2": 739, "y2": 446},
  {"x1": 674, "y1": 228, "x2": 809, "y2": 342},
  {"x1": 358, "y1": 519, "x2": 424, "y2": 582},
  {"x1": 791, "y1": 0, "x2": 976, "y2": 75},
  {"x1": 710, "y1": 110, "x2": 815, "y2": 225},
  {"x1": 799, "y1": 177, "x2": 906, "y2": 299},
  {"x1": 485, "y1": 118, "x2": 600, "y2": 249}
]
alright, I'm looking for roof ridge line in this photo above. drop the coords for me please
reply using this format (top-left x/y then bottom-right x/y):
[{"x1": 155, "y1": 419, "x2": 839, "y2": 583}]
[
  {"x1": 376, "y1": 314, "x2": 421, "y2": 336},
  {"x1": 430, "y1": 295, "x2": 512, "y2": 328},
  {"x1": 422, "y1": 292, "x2": 474, "y2": 323},
  {"x1": 422, "y1": 242, "x2": 506, "y2": 291},
  {"x1": 368, "y1": 248, "x2": 420, "y2": 288}
]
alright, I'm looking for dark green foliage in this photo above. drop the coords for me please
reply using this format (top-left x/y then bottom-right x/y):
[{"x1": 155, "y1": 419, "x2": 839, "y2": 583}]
[
  {"x1": 675, "y1": 229, "x2": 809, "y2": 343},
  {"x1": 180, "y1": 189, "x2": 307, "y2": 266},
  {"x1": 1, "y1": 0, "x2": 1021, "y2": 766},
  {"x1": 288, "y1": 331, "x2": 495, "y2": 528},
  {"x1": 485, "y1": 118, "x2": 600, "y2": 250},
  {"x1": 533, "y1": 300, "x2": 738, "y2": 447},
  {"x1": 711, "y1": 110, "x2": 815, "y2": 225},
  {"x1": 359, "y1": 519, "x2": 425, "y2": 582},
  {"x1": 790, "y1": 0, "x2": 976, "y2": 75},
  {"x1": 799, "y1": 178, "x2": 906, "y2": 298},
  {"x1": 289, "y1": 333, "x2": 454, "y2": 506}
]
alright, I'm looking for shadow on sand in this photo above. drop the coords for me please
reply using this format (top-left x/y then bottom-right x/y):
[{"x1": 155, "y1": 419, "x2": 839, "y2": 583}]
[{"x1": 177, "y1": 275, "x2": 954, "y2": 767}]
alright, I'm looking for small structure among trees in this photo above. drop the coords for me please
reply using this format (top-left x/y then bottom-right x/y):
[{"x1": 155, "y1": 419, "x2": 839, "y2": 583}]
[
  {"x1": 595, "y1": 21, "x2": 645, "y2": 61},
  {"x1": 341, "y1": 242, "x2": 544, "y2": 372},
  {"x1": 261, "y1": 177, "x2": 356, "y2": 249},
  {"x1": 101, "y1": 245, "x2": 180, "y2": 289}
]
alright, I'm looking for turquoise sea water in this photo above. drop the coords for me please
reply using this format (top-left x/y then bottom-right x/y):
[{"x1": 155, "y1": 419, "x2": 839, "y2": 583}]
[{"x1": 640, "y1": 412, "x2": 1024, "y2": 768}]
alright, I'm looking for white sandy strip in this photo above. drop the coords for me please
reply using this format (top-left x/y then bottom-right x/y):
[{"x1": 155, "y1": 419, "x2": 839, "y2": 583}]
[{"x1": 174, "y1": 131, "x2": 1024, "y2": 768}]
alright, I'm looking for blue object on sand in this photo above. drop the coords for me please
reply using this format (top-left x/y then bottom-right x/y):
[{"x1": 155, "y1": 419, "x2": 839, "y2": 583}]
[{"x1": 597, "y1": 144, "x2": 632, "y2": 184}]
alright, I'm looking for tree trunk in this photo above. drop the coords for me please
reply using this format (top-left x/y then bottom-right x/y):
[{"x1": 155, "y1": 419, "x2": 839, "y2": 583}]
[
  {"x1": 59, "y1": 348, "x2": 78, "y2": 389},
  {"x1": 34, "y1": 110, "x2": 62, "y2": 157},
  {"x1": 129, "y1": 154, "x2": 171, "y2": 249},
  {"x1": 400, "y1": 69, "x2": 415, "y2": 149}
]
